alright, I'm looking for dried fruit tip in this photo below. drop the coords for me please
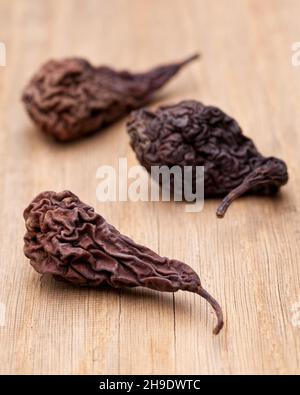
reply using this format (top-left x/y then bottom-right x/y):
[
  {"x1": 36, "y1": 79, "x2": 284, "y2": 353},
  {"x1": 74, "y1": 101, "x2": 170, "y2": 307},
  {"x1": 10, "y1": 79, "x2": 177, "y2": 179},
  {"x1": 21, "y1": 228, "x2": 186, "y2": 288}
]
[
  {"x1": 216, "y1": 157, "x2": 288, "y2": 218},
  {"x1": 216, "y1": 184, "x2": 247, "y2": 218},
  {"x1": 180, "y1": 53, "x2": 201, "y2": 66},
  {"x1": 197, "y1": 286, "x2": 224, "y2": 335}
]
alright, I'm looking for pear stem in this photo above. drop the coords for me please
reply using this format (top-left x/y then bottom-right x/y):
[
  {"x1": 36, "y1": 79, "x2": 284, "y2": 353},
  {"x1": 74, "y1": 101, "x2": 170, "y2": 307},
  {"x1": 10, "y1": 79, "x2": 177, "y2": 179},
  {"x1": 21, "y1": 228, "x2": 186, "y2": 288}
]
[{"x1": 196, "y1": 286, "x2": 224, "y2": 335}]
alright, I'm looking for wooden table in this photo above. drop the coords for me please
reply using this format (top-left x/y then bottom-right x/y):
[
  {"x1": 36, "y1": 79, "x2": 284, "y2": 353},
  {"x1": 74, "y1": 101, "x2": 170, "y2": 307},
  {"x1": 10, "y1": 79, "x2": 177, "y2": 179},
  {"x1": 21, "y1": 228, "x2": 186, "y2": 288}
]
[{"x1": 0, "y1": 0, "x2": 299, "y2": 375}]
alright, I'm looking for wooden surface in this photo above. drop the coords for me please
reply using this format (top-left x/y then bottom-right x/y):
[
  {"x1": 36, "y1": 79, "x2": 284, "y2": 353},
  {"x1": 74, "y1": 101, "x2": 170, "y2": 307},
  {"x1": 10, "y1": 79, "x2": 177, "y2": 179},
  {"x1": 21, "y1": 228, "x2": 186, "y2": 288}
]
[{"x1": 0, "y1": 0, "x2": 299, "y2": 375}]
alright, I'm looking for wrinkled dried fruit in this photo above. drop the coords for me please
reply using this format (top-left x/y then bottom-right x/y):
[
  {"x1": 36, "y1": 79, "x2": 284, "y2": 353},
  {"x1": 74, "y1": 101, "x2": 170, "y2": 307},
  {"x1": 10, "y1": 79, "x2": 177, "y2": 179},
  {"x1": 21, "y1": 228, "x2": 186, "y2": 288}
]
[
  {"x1": 23, "y1": 190, "x2": 223, "y2": 334},
  {"x1": 127, "y1": 100, "x2": 288, "y2": 217},
  {"x1": 22, "y1": 55, "x2": 199, "y2": 141}
]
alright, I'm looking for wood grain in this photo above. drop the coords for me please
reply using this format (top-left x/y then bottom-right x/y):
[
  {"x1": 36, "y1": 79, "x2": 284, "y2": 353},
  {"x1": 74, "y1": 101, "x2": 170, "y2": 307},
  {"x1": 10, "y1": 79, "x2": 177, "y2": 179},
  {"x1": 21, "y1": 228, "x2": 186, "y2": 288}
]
[{"x1": 0, "y1": 0, "x2": 299, "y2": 374}]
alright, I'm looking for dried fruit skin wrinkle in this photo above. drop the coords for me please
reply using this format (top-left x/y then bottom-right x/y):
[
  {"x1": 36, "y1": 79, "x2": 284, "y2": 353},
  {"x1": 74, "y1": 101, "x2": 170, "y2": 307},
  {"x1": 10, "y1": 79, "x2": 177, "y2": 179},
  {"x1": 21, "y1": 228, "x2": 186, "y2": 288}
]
[
  {"x1": 22, "y1": 55, "x2": 199, "y2": 141},
  {"x1": 127, "y1": 100, "x2": 288, "y2": 217},
  {"x1": 23, "y1": 191, "x2": 223, "y2": 334}
]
